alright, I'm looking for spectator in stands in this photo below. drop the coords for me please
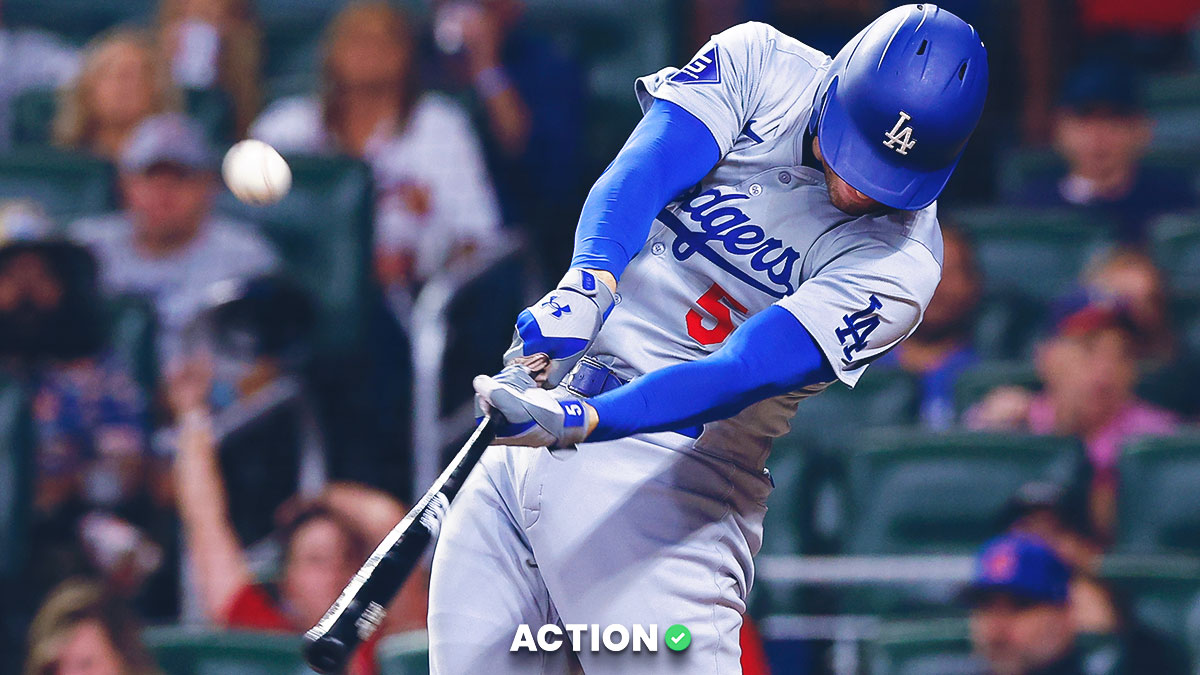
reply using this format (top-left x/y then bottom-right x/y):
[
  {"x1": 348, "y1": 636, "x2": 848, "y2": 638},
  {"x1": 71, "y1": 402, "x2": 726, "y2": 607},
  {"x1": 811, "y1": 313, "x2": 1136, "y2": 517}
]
[
  {"x1": 54, "y1": 30, "x2": 180, "y2": 161},
  {"x1": 157, "y1": 0, "x2": 262, "y2": 137},
  {"x1": 0, "y1": 203, "x2": 166, "y2": 607},
  {"x1": 250, "y1": 1, "x2": 501, "y2": 297},
  {"x1": 0, "y1": 2, "x2": 80, "y2": 150},
  {"x1": 431, "y1": 0, "x2": 586, "y2": 273},
  {"x1": 967, "y1": 294, "x2": 1178, "y2": 541},
  {"x1": 1001, "y1": 483, "x2": 1191, "y2": 675},
  {"x1": 963, "y1": 534, "x2": 1084, "y2": 675},
  {"x1": 169, "y1": 355, "x2": 426, "y2": 675},
  {"x1": 71, "y1": 113, "x2": 278, "y2": 366},
  {"x1": 878, "y1": 224, "x2": 981, "y2": 429},
  {"x1": 1013, "y1": 61, "x2": 1195, "y2": 244},
  {"x1": 1083, "y1": 247, "x2": 1177, "y2": 363},
  {"x1": 25, "y1": 578, "x2": 159, "y2": 675}
]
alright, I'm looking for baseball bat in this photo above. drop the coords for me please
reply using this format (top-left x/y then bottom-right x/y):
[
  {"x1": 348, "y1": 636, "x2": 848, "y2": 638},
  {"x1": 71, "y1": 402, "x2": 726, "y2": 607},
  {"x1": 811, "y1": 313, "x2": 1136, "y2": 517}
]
[{"x1": 301, "y1": 413, "x2": 501, "y2": 672}]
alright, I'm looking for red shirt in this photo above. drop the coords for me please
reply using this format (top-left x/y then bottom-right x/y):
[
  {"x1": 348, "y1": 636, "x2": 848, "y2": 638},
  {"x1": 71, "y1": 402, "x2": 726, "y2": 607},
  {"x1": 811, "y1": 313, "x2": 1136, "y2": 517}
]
[
  {"x1": 741, "y1": 615, "x2": 771, "y2": 675},
  {"x1": 223, "y1": 584, "x2": 381, "y2": 675}
]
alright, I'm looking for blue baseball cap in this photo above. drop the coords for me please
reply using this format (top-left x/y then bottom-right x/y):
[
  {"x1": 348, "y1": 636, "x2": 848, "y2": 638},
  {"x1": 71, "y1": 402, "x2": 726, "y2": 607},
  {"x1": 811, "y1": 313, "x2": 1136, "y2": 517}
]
[{"x1": 962, "y1": 534, "x2": 1070, "y2": 606}]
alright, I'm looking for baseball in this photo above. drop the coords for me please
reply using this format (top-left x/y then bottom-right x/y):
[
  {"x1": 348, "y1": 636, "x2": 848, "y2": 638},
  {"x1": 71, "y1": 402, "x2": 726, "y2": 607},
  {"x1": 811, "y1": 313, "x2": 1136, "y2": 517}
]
[{"x1": 222, "y1": 139, "x2": 292, "y2": 205}]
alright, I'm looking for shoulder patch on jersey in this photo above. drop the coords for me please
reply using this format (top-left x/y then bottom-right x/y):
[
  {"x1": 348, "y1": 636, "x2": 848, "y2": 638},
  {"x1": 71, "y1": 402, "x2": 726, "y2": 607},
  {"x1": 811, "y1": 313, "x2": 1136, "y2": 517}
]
[{"x1": 672, "y1": 46, "x2": 721, "y2": 85}]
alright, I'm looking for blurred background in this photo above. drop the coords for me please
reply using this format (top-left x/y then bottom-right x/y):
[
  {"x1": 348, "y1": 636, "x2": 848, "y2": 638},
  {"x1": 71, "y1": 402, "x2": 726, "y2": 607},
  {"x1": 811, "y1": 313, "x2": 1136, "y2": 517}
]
[{"x1": 1, "y1": 0, "x2": 1199, "y2": 673}]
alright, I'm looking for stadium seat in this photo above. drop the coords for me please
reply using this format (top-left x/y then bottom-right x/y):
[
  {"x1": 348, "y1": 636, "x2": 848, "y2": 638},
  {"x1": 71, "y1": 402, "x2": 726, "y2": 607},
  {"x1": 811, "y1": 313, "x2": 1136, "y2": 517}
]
[
  {"x1": 11, "y1": 87, "x2": 239, "y2": 149},
  {"x1": 953, "y1": 360, "x2": 1039, "y2": 418},
  {"x1": 0, "y1": 375, "x2": 31, "y2": 581},
  {"x1": 104, "y1": 294, "x2": 158, "y2": 394},
  {"x1": 1146, "y1": 72, "x2": 1200, "y2": 109},
  {"x1": 10, "y1": 87, "x2": 57, "y2": 147},
  {"x1": 866, "y1": 618, "x2": 979, "y2": 675},
  {"x1": 0, "y1": 148, "x2": 114, "y2": 221},
  {"x1": 1150, "y1": 211, "x2": 1200, "y2": 293},
  {"x1": 785, "y1": 368, "x2": 921, "y2": 455},
  {"x1": 1100, "y1": 555, "x2": 1200, "y2": 647},
  {"x1": 142, "y1": 627, "x2": 310, "y2": 675},
  {"x1": 214, "y1": 155, "x2": 373, "y2": 354},
  {"x1": 950, "y1": 207, "x2": 1115, "y2": 303},
  {"x1": 2, "y1": 0, "x2": 153, "y2": 45},
  {"x1": 844, "y1": 431, "x2": 1085, "y2": 556},
  {"x1": 1150, "y1": 108, "x2": 1200, "y2": 153},
  {"x1": 972, "y1": 292, "x2": 1047, "y2": 360},
  {"x1": 377, "y1": 630, "x2": 430, "y2": 675},
  {"x1": 1174, "y1": 293, "x2": 1200, "y2": 357},
  {"x1": 1115, "y1": 434, "x2": 1200, "y2": 555}
]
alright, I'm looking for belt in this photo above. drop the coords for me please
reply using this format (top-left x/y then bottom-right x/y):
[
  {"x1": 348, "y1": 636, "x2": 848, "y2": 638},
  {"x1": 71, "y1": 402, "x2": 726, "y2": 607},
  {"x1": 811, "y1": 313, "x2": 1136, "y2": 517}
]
[{"x1": 563, "y1": 358, "x2": 703, "y2": 439}]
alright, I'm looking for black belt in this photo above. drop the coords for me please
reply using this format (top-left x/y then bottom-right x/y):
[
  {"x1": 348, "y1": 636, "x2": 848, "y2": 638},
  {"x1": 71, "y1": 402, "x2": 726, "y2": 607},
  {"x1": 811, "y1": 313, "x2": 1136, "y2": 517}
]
[{"x1": 563, "y1": 358, "x2": 702, "y2": 439}]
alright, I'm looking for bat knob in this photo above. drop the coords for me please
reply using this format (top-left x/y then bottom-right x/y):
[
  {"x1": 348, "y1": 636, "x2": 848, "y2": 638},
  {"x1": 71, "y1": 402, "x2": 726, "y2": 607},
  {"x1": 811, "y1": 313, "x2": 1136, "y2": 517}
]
[{"x1": 302, "y1": 634, "x2": 347, "y2": 674}]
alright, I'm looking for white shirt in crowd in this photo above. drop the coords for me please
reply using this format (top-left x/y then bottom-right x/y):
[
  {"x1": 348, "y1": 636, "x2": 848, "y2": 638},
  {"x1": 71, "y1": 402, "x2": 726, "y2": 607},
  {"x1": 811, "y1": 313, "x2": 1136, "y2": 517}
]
[
  {"x1": 250, "y1": 91, "x2": 502, "y2": 282},
  {"x1": 69, "y1": 213, "x2": 279, "y2": 364}
]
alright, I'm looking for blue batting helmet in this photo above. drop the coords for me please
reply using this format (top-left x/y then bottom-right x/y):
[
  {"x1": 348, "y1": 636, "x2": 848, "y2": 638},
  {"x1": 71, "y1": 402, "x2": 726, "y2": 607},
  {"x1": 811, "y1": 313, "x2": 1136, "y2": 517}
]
[{"x1": 810, "y1": 4, "x2": 988, "y2": 210}]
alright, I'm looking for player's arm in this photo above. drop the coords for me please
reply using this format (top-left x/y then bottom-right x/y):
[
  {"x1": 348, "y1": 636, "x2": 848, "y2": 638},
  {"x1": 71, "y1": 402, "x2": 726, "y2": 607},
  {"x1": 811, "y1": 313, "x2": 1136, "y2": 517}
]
[
  {"x1": 474, "y1": 307, "x2": 834, "y2": 447},
  {"x1": 503, "y1": 99, "x2": 720, "y2": 386}
]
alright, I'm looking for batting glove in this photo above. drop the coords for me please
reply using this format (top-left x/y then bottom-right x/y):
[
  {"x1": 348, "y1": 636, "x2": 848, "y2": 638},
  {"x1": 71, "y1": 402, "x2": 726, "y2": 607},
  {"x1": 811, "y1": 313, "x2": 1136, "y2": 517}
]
[
  {"x1": 504, "y1": 269, "x2": 615, "y2": 388},
  {"x1": 474, "y1": 365, "x2": 594, "y2": 448}
]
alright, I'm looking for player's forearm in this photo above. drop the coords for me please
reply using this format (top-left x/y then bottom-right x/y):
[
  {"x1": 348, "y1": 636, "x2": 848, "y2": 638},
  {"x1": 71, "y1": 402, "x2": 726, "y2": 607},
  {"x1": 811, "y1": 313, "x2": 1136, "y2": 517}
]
[
  {"x1": 570, "y1": 99, "x2": 719, "y2": 280},
  {"x1": 586, "y1": 306, "x2": 835, "y2": 441}
]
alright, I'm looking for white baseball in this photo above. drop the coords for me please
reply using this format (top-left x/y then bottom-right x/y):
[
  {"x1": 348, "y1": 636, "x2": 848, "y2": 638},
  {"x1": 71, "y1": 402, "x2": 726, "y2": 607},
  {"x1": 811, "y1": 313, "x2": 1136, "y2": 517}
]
[{"x1": 222, "y1": 139, "x2": 292, "y2": 205}]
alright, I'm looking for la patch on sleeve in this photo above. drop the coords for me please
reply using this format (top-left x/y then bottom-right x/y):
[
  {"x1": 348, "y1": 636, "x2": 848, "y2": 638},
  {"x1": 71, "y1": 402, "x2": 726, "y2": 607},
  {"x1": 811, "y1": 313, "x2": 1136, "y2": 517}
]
[{"x1": 672, "y1": 46, "x2": 721, "y2": 85}]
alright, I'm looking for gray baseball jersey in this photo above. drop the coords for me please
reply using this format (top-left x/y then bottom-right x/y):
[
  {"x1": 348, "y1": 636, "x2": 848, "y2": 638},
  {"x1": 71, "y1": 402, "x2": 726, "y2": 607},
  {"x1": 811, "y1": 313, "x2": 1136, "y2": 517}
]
[
  {"x1": 429, "y1": 22, "x2": 943, "y2": 674},
  {"x1": 589, "y1": 21, "x2": 943, "y2": 471}
]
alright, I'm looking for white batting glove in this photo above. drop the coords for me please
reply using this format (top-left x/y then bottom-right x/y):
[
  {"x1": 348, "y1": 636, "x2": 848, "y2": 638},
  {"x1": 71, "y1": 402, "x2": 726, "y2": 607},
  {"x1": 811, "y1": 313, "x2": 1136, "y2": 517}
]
[
  {"x1": 503, "y1": 269, "x2": 615, "y2": 388},
  {"x1": 474, "y1": 365, "x2": 594, "y2": 448}
]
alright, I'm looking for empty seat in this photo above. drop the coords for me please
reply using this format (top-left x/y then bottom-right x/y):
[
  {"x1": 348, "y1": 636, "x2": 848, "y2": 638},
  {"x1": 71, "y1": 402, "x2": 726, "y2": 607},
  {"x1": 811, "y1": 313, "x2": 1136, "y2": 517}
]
[
  {"x1": 0, "y1": 148, "x2": 114, "y2": 221},
  {"x1": 972, "y1": 292, "x2": 1047, "y2": 361},
  {"x1": 867, "y1": 618, "x2": 978, "y2": 675},
  {"x1": 376, "y1": 630, "x2": 430, "y2": 675},
  {"x1": 786, "y1": 368, "x2": 921, "y2": 455},
  {"x1": 1100, "y1": 555, "x2": 1200, "y2": 647},
  {"x1": 844, "y1": 431, "x2": 1085, "y2": 556},
  {"x1": 143, "y1": 627, "x2": 310, "y2": 675},
  {"x1": 214, "y1": 155, "x2": 373, "y2": 354},
  {"x1": 951, "y1": 207, "x2": 1115, "y2": 303},
  {"x1": 1116, "y1": 434, "x2": 1200, "y2": 555},
  {"x1": 0, "y1": 375, "x2": 31, "y2": 581},
  {"x1": 953, "y1": 360, "x2": 1039, "y2": 418},
  {"x1": 1150, "y1": 211, "x2": 1200, "y2": 292}
]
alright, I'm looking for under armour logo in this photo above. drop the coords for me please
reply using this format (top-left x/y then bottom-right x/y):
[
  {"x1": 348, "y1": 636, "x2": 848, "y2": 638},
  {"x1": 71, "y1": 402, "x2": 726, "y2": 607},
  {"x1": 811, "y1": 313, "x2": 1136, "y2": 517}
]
[
  {"x1": 542, "y1": 295, "x2": 571, "y2": 318},
  {"x1": 882, "y1": 111, "x2": 916, "y2": 156},
  {"x1": 836, "y1": 295, "x2": 882, "y2": 362}
]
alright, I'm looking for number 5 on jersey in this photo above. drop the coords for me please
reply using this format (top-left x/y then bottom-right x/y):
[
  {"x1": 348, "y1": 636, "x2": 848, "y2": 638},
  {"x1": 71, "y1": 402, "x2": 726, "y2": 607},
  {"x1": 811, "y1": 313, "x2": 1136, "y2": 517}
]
[{"x1": 686, "y1": 283, "x2": 748, "y2": 345}]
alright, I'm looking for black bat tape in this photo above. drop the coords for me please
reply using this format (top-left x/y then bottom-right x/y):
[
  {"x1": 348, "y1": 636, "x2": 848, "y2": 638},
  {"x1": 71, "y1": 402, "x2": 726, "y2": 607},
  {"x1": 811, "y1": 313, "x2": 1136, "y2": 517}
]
[{"x1": 302, "y1": 415, "x2": 499, "y2": 673}]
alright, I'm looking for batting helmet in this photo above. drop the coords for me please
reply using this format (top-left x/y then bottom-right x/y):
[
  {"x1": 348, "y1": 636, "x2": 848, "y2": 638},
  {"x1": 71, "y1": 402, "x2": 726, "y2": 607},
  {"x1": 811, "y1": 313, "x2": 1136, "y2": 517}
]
[{"x1": 810, "y1": 4, "x2": 988, "y2": 210}]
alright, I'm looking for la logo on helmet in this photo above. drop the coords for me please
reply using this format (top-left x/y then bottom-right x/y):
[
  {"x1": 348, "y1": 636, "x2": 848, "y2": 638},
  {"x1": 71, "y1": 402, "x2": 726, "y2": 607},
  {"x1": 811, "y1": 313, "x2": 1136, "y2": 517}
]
[{"x1": 883, "y1": 111, "x2": 916, "y2": 155}]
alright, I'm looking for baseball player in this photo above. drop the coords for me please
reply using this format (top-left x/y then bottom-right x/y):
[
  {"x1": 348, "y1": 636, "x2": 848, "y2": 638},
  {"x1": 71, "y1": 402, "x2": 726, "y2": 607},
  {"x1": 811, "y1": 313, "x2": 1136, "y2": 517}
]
[{"x1": 429, "y1": 5, "x2": 988, "y2": 673}]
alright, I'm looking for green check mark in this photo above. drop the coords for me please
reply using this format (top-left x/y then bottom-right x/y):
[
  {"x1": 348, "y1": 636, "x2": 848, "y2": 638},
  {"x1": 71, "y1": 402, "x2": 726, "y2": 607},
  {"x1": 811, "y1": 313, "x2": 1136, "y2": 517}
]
[{"x1": 664, "y1": 624, "x2": 691, "y2": 651}]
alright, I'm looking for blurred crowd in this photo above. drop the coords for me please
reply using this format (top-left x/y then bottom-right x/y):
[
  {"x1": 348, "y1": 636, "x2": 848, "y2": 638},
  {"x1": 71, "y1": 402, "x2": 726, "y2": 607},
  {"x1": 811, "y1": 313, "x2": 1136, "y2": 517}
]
[{"x1": 0, "y1": 0, "x2": 1197, "y2": 674}]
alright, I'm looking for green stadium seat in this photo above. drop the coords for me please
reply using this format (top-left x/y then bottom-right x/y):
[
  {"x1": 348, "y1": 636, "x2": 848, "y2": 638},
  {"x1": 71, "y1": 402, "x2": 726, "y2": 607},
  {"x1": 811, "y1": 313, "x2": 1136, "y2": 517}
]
[
  {"x1": 867, "y1": 618, "x2": 978, "y2": 675},
  {"x1": 1151, "y1": 108, "x2": 1200, "y2": 153},
  {"x1": 104, "y1": 294, "x2": 158, "y2": 393},
  {"x1": 1116, "y1": 434, "x2": 1200, "y2": 555},
  {"x1": 11, "y1": 87, "x2": 57, "y2": 147},
  {"x1": 0, "y1": 148, "x2": 114, "y2": 221},
  {"x1": 950, "y1": 207, "x2": 1115, "y2": 303},
  {"x1": 214, "y1": 155, "x2": 373, "y2": 354},
  {"x1": 3, "y1": 0, "x2": 153, "y2": 45},
  {"x1": 1100, "y1": 555, "x2": 1200, "y2": 647},
  {"x1": 786, "y1": 368, "x2": 921, "y2": 455},
  {"x1": 1150, "y1": 211, "x2": 1200, "y2": 292},
  {"x1": 142, "y1": 627, "x2": 311, "y2": 675},
  {"x1": 953, "y1": 360, "x2": 1039, "y2": 418},
  {"x1": 11, "y1": 87, "x2": 240, "y2": 149},
  {"x1": 972, "y1": 292, "x2": 1047, "y2": 361},
  {"x1": 1174, "y1": 293, "x2": 1200, "y2": 357},
  {"x1": 376, "y1": 630, "x2": 430, "y2": 675},
  {"x1": 1146, "y1": 72, "x2": 1200, "y2": 109},
  {"x1": 844, "y1": 431, "x2": 1085, "y2": 555},
  {"x1": 0, "y1": 375, "x2": 31, "y2": 581}
]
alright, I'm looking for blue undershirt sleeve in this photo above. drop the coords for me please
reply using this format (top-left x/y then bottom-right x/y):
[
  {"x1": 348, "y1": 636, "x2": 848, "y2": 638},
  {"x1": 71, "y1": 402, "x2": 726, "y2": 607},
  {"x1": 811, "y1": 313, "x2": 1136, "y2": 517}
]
[
  {"x1": 569, "y1": 99, "x2": 721, "y2": 279},
  {"x1": 587, "y1": 306, "x2": 837, "y2": 442}
]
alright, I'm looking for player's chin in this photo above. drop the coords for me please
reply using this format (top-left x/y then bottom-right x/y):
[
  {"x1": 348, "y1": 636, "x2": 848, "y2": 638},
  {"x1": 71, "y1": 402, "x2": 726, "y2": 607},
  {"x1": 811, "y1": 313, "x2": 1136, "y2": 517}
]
[{"x1": 829, "y1": 192, "x2": 884, "y2": 217}]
